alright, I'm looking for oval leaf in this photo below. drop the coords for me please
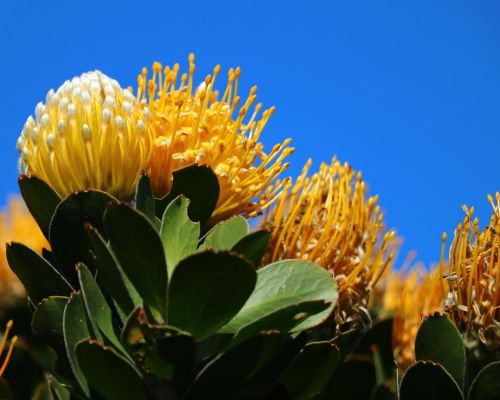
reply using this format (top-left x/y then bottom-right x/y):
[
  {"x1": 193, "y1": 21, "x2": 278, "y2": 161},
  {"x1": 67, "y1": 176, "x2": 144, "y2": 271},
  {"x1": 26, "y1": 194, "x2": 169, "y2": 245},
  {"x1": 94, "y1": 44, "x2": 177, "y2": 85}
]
[
  {"x1": 468, "y1": 361, "x2": 500, "y2": 400},
  {"x1": 201, "y1": 216, "x2": 249, "y2": 251},
  {"x1": 135, "y1": 173, "x2": 159, "y2": 228},
  {"x1": 231, "y1": 230, "x2": 271, "y2": 267},
  {"x1": 415, "y1": 314, "x2": 465, "y2": 389},
  {"x1": 160, "y1": 196, "x2": 200, "y2": 276},
  {"x1": 49, "y1": 190, "x2": 115, "y2": 285},
  {"x1": 76, "y1": 340, "x2": 148, "y2": 400},
  {"x1": 18, "y1": 175, "x2": 61, "y2": 239},
  {"x1": 224, "y1": 260, "x2": 338, "y2": 333},
  {"x1": 104, "y1": 203, "x2": 168, "y2": 315},
  {"x1": 400, "y1": 361, "x2": 462, "y2": 400},
  {"x1": 6, "y1": 243, "x2": 72, "y2": 304},
  {"x1": 167, "y1": 251, "x2": 256, "y2": 341}
]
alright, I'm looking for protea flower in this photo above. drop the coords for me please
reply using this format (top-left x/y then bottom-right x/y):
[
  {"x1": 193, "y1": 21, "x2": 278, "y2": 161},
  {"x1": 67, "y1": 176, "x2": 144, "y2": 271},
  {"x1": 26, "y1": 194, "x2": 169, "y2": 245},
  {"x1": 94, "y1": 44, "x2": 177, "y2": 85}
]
[
  {"x1": 379, "y1": 263, "x2": 443, "y2": 370},
  {"x1": 0, "y1": 320, "x2": 17, "y2": 377},
  {"x1": 17, "y1": 71, "x2": 153, "y2": 199},
  {"x1": 137, "y1": 54, "x2": 293, "y2": 224},
  {"x1": 261, "y1": 157, "x2": 397, "y2": 329},
  {"x1": 0, "y1": 197, "x2": 48, "y2": 306},
  {"x1": 442, "y1": 194, "x2": 500, "y2": 349}
]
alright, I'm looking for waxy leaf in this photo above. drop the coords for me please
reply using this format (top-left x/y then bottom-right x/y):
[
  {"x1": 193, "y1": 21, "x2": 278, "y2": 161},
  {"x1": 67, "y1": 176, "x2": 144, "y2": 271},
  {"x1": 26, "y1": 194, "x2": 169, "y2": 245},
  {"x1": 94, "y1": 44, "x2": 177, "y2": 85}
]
[
  {"x1": 155, "y1": 165, "x2": 220, "y2": 226},
  {"x1": 160, "y1": 196, "x2": 200, "y2": 276},
  {"x1": 415, "y1": 314, "x2": 465, "y2": 389},
  {"x1": 224, "y1": 260, "x2": 338, "y2": 333},
  {"x1": 399, "y1": 361, "x2": 462, "y2": 400},
  {"x1": 78, "y1": 263, "x2": 127, "y2": 355},
  {"x1": 135, "y1": 174, "x2": 160, "y2": 229},
  {"x1": 231, "y1": 230, "x2": 271, "y2": 267},
  {"x1": 105, "y1": 203, "x2": 168, "y2": 315},
  {"x1": 63, "y1": 292, "x2": 90, "y2": 396},
  {"x1": 280, "y1": 341, "x2": 340, "y2": 400},
  {"x1": 167, "y1": 251, "x2": 256, "y2": 341},
  {"x1": 468, "y1": 361, "x2": 500, "y2": 400},
  {"x1": 201, "y1": 216, "x2": 249, "y2": 251},
  {"x1": 18, "y1": 175, "x2": 61, "y2": 239},
  {"x1": 7, "y1": 242, "x2": 72, "y2": 304},
  {"x1": 49, "y1": 190, "x2": 115, "y2": 285},
  {"x1": 76, "y1": 340, "x2": 148, "y2": 400}
]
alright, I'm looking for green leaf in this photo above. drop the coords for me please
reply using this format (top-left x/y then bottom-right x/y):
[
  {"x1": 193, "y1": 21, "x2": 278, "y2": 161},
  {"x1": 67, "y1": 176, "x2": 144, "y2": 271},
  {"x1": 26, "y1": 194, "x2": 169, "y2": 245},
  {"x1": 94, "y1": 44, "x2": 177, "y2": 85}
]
[
  {"x1": 105, "y1": 202, "x2": 168, "y2": 315},
  {"x1": 85, "y1": 224, "x2": 137, "y2": 316},
  {"x1": 76, "y1": 340, "x2": 148, "y2": 400},
  {"x1": 186, "y1": 331, "x2": 284, "y2": 399},
  {"x1": 18, "y1": 175, "x2": 61, "y2": 239},
  {"x1": 6, "y1": 243, "x2": 72, "y2": 304},
  {"x1": 78, "y1": 263, "x2": 127, "y2": 356},
  {"x1": 415, "y1": 314, "x2": 465, "y2": 389},
  {"x1": 160, "y1": 196, "x2": 200, "y2": 276},
  {"x1": 155, "y1": 165, "x2": 220, "y2": 226},
  {"x1": 224, "y1": 260, "x2": 338, "y2": 333},
  {"x1": 357, "y1": 318, "x2": 395, "y2": 383},
  {"x1": 280, "y1": 341, "x2": 340, "y2": 400},
  {"x1": 468, "y1": 361, "x2": 500, "y2": 400},
  {"x1": 372, "y1": 384, "x2": 398, "y2": 400},
  {"x1": 167, "y1": 251, "x2": 256, "y2": 341},
  {"x1": 135, "y1": 174, "x2": 160, "y2": 229},
  {"x1": 231, "y1": 230, "x2": 271, "y2": 267},
  {"x1": 32, "y1": 296, "x2": 71, "y2": 375},
  {"x1": 201, "y1": 216, "x2": 249, "y2": 251},
  {"x1": 331, "y1": 329, "x2": 362, "y2": 361},
  {"x1": 49, "y1": 190, "x2": 115, "y2": 285},
  {"x1": 399, "y1": 361, "x2": 462, "y2": 400},
  {"x1": 48, "y1": 376, "x2": 71, "y2": 400},
  {"x1": 318, "y1": 360, "x2": 376, "y2": 400},
  {"x1": 63, "y1": 292, "x2": 90, "y2": 396}
]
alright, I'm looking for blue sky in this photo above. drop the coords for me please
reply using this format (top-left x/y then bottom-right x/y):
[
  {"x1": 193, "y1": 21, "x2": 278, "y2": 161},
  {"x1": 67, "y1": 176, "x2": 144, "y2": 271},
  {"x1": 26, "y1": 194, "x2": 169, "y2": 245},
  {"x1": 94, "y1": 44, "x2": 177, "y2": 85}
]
[{"x1": 1, "y1": 1, "x2": 499, "y2": 265}]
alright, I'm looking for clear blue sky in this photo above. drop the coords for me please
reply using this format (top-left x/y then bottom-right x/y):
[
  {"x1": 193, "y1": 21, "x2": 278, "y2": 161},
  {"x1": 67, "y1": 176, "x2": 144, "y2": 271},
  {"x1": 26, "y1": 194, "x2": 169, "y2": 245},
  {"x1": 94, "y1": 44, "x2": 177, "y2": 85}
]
[{"x1": 1, "y1": 1, "x2": 499, "y2": 265}]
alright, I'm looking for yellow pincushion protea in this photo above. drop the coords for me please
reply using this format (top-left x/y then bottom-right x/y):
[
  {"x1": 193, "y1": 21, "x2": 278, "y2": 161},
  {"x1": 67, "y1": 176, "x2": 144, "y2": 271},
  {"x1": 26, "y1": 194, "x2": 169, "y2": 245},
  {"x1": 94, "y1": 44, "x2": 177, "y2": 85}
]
[
  {"x1": 379, "y1": 264, "x2": 443, "y2": 370},
  {"x1": 261, "y1": 157, "x2": 397, "y2": 327},
  {"x1": 442, "y1": 194, "x2": 500, "y2": 348},
  {"x1": 17, "y1": 71, "x2": 153, "y2": 199},
  {"x1": 137, "y1": 54, "x2": 293, "y2": 224},
  {"x1": 0, "y1": 197, "x2": 48, "y2": 306}
]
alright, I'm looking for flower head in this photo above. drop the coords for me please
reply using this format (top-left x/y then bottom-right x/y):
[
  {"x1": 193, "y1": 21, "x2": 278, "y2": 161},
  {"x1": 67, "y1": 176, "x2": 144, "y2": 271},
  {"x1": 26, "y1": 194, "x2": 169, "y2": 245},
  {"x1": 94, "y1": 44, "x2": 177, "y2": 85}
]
[
  {"x1": 0, "y1": 320, "x2": 17, "y2": 377},
  {"x1": 17, "y1": 71, "x2": 153, "y2": 199},
  {"x1": 441, "y1": 194, "x2": 500, "y2": 348},
  {"x1": 137, "y1": 54, "x2": 293, "y2": 224},
  {"x1": 0, "y1": 197, "x2": 48, "y2": 306},
  {"x1": 379, "y1": 264, "x2": 443, "y2": 370},
  {"x1": 261, "y1": 158, "x2": 397, "y2": 328}
]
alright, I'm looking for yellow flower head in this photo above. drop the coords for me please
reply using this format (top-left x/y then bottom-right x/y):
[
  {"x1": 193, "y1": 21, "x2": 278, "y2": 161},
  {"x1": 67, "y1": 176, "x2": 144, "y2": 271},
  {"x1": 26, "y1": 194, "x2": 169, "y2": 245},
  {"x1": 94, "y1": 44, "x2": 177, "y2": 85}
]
[
  {"x1": 261, "y1": 157, "x2": 397, "y2": 327},
  {"x1": 0, "y1": 197, "x2": 48, "y2": 306},
  {"x1": 137, "y1": 54, "x2": 293, "y2": 224},
  {"x1": 441, "y1": 194, "x2": 500, "y2": 348},
  {"x1": 379, "y1": 264, "x2": 443, "y2": 370},
  {"x1": 17, "y1": 71, "x2": 153, "y2": 199}
]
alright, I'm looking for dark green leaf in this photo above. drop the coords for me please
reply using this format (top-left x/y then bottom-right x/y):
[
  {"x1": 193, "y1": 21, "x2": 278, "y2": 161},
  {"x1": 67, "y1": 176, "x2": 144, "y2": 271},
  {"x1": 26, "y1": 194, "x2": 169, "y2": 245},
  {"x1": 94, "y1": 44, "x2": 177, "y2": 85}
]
[
  {"x1": 32, "y1": 296, "x2": 71, "y2": 375},
  {"x1": 372, "y1": 384, "x2": 398, "y2": 400},
  {"x1": 400, "y1": 361, "x2": 462, "y2": 400},
  {"x1": 0, "y1": 379, "x2": 11, "y2": 400},
  {"x1": 76, "y1": 340, "x2": 148, "y2": 400},
  {"x1": 468, "y1": 361, "x2": 500, "y2": 400},
  {"x1": 224, "y1": 260, "x2": 338, "y2": 333},
  {"x1": 48, "y1": 376, "x2": 71, "y2": 400},
  {"x1": 160, "y1": 196, "x2": 200, "y2": 276},
  {"x1": 280, "y1": 341, "x2": 340, "y2": 400},
  {"x1": 232, "y1": 230, "x2": 271, "y2": 267},
  {"x1": 105, "y1": 203, "x2": 167, "y2": 315},
  {"x1": 357, "y1": 318, "x2": 395, "y2": 382},
  {"x1": 63, "y1": 292, "x2": 90, "y2": 396},
  {"x1": 6, "y1": 243, "x2": 72, "y2": 304},
  {"x1": 331, "y1": 329, "x2": 362, "y2": 361},
  {"x1": 85, "y1": 224, "x2": 136, "y2": 316},
  {"x1": 186, "y1": 331, "x2": 284, "y2": 399},
  {"x1": 18, "y1": 175, "x2": 61, "y2": 239},
  {"x1": 415, "y1": 314, "x2": 465, "y2": 389},
  {"x1": 78, "y1": 263, "x2": 127, "y2": 355},
  {"x1": 155, "y1": 165, "x2": 220, "y2": 226},
  {"x1": 318, "y1": 360, "x2": 376, "y2": 400},
  {"x1": 167, "y1": 251, "x2": 256, "y2": 341},
  {"x1": 135, "y1": 174, "x2": 160, "y2": 229},
  {"x1": 49, "y1": 190, "x2": 115, "y2": 285},
  {"x1": 201, "y1": 216, "x2": 249, "y2": 251}
]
